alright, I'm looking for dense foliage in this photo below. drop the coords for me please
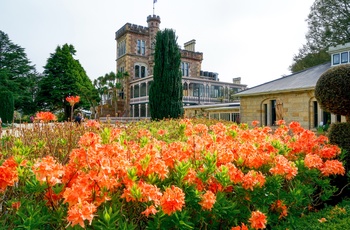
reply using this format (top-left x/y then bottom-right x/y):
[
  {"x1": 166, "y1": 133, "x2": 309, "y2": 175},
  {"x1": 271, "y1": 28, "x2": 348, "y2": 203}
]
[
  {"x1": 36, "y1": 44, "x2": 99, "y2": 120},
  {"x1": 149, "y1": 29, "x2": 184, "y2": 120},
  {"x1": 329, "y1": 123, "x2": 350, "y2": 169},
  {"x1": 0, "y1": 118, "x2": 346, "y2": 229},
  {"x1": 0, "y1": 91, "x2": 14, "y2": 123},
  {"x1": 290, "y1": 0, "x2": 350, "y2": 72},
  {"x1": 315, "y1": 64, "x2": 350, "y2": 122},
  {"x1": 0, "y1": 30, "x2": 39, "y2": 114}
]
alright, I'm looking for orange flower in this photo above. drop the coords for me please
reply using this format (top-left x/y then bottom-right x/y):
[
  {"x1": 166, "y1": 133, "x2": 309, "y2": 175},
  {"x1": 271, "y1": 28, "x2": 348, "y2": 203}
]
[
  {"x1": 32, "y1": 156, "x2": 64, "y2": 186},
  {"x1": 231, "y1": 223, "x2": 248, "y2": 230},
  {"x1": 78, "y1": 132, "x2": 101, "y2": 148},
  {"x1": 141, "y1": 205, "x2": 158, "y2": 217},
  {"x1": 12, "y1": 201, "x2": 21, "y2": 210},
  {"x1": 160, "y1": 185, "x2": 185, "y2": 215},
  {"x1": 318, "y1": 217, "x2": 327, "y2": 223},
  {"x1": 66, "y1": 96, "x2": 80, "y2": 106},
  {"x1": 157, "y1": 129, "x2": 167, "y2": 136},
  {"x1": 35, "y1": 111, "x2": 57, "y2": 122},
  {"x1": 67, "y1": 200, "x2": 97, "y2": 228},
  {"x1": 249, "y1": 210, "x2": 267, "y2": 229},
  {"x1": 271, "y1": 200, "x2": 288, "y2": 219},
  {"x1": 0, "y1": 157, "x2": 18, "y2": 192},
  {"x1": 320, "y1": 160, "x2": 345, "y2": 176},
  {"x1": 304, "y1": 154, "x2": 323, "y2": 169},
  {"x1": 276, "y1": 120, "x2": 286, "y2": 126},
  {"x1": 86, "y1": 120, "x2": 100, "y2": 129},
  {"x1": 242, "y1": 170, "x2": 266, "y2": 191},
  {"x1": 225, "y1": 163, "x2": 244, "y2": 184},
  {"x1": 199, "y1": 190, "x2": 216, "y2": 211},
  {"x1": 251, "y1": 120, "x2": 259, "y2": 127},
  {"x1": 269, "y1": 155, "x2": 298, "y2": 180}
]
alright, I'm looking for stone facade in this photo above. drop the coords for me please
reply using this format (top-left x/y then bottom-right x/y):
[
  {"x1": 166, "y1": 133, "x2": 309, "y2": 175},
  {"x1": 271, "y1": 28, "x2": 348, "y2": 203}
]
[
  {"x1": 114, "y1": 15, "x2": 247, "y2": 118},
  {"x1": 240, "y1": 90, "x2": 345, "y2": 130}
]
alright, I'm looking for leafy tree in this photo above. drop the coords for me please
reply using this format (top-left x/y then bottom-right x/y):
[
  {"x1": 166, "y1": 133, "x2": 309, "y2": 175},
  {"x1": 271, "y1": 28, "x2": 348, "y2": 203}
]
[
  {"x1": 149, "y1": 29, "x2": 184, "y2": 120},
  {"x1": 0, "y1": 91, "x2": 14, "y2": 123},
  {"x1": 0, "y1": 30, "x2": 39, "y2": 114},
  {"x1": 290, "y1": 0, "x2": 350, "y2": 72},
  {"x1": 36, "y1": 44, "x2": 99, "y2": 120}
]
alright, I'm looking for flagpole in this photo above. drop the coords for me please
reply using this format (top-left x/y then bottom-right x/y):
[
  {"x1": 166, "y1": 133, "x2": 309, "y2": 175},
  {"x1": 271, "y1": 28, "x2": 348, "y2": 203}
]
[{"x1": 153, "y1": 0, "x2": 155, "y2": 15}]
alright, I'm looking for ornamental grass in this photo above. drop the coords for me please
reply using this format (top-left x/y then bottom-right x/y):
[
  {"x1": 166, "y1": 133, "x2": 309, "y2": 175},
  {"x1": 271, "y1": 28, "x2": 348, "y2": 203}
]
[{"x1": 0, "y1": 118, "x2": 347, "y2": 229}]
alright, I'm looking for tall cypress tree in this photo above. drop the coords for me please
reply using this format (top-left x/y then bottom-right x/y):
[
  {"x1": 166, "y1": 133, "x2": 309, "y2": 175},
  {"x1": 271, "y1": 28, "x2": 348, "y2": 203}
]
[
  {"x1": 0, "y1": 91, "x2": 14, "y2": 123},
  {"x1": 149, "y1": 29, "x2": 183, "y2": 120}
]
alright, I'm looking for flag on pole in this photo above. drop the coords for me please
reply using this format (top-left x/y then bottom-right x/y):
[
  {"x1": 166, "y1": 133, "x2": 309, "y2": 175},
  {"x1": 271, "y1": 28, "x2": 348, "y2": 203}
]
[{"x1": 154, "y1": 0, "x2": 157, "y2": 3}]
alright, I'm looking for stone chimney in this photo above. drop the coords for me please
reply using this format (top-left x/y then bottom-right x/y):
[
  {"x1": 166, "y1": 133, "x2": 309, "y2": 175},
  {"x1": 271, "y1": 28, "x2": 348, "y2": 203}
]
[
  {"x1": 232, "y1": 77, "x2": 241, "y2": 84},
  {"x1": 184, "y1": 39, "x2": 196, "y2": 52}
]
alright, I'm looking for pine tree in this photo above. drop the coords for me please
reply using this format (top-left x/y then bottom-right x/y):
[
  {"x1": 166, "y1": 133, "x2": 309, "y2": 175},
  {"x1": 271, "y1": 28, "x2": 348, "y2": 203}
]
[
  {"x1": 149, "y1": 29, "x2": 183, "y2": 120},
  {"x1": 36, "y1": 44, "x2": 99, "y2": 120}
]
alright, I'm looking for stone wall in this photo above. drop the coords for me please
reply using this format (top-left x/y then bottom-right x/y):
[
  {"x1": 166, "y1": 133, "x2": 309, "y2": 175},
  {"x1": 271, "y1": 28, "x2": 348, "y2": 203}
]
[{"x1": 240, "y1": 90, "x2": 315, "y2": 129}]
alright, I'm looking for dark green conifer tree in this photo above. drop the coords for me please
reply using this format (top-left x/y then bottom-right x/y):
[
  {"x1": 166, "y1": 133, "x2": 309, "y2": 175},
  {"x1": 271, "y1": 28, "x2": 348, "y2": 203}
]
[
  {"x1": 0, "y1": 91, "x2": 14, "y2": 123},
  {"x1": 149, "y1": 29, "x2": 183, "y2": 120}
]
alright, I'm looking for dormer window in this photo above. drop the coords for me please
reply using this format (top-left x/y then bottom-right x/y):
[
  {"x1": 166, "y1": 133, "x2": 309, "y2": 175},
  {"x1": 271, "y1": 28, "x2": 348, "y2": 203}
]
[
  {"x1": 341, "y1": 52, "x2": 348, "y2": 63},
  {"x1": 333, "y1": 54, "x2": 340, "y2": 65}
]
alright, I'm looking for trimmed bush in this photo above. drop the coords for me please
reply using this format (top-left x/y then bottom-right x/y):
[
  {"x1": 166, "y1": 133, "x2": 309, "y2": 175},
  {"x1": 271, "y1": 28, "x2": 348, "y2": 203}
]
[
  {"x1": 315, "y1": 64, "x2": 350, "y2": 121},
  {"x1": 329, "y1": 123, "x2": 350, "y2": 166}
]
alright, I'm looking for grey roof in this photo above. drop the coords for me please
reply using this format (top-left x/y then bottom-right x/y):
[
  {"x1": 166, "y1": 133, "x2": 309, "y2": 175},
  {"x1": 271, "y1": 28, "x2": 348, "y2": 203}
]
[{"x1": 236, "y1": 62, "x2": 331, "y2": 96}]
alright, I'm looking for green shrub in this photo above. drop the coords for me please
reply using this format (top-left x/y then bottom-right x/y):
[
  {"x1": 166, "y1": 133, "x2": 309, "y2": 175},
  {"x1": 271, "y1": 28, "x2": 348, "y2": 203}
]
[
  {"x1": 315, "y1": 64, "x2": 350, "y2": 119},
  {"x1": 329, "y1": 123, "x2": 350, "y2": 168}
]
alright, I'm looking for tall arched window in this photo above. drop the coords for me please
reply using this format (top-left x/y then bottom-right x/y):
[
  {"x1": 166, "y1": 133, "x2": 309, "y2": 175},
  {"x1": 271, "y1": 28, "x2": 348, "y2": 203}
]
[{"x1": 134, "y1": 64, "x2": 147, "y2": 78}]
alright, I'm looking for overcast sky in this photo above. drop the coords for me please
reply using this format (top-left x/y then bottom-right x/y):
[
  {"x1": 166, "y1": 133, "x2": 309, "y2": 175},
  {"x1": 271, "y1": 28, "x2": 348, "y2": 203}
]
[{"x1": 1, "y1": 0, "x2": 315, "y2": 88}]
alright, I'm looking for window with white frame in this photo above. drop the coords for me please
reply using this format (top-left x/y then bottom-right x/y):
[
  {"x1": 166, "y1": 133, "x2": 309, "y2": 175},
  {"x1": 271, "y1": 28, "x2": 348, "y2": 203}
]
[
  {"x1": 181, "y1": 62, "x2": 190, "y2": 76},
  {"x1": 341, "y1": 52, "x2": 349, "y2": 63},
  {"x1": 134, "y1": 64, "x2": 147, "y2": 78},
  {"x1": 137, "y1": 40, "x2": 146, "y2": 55},
  {"x1": 117, "y1": 40, "x2": 126, "y2": 57}
]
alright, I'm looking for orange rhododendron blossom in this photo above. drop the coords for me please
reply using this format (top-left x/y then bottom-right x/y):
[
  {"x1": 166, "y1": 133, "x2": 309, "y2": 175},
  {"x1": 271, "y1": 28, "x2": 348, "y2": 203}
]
[
  {"x1": 199, "y1": 190, "x2": 216, "y2": 211},
  {"x1": 66, "y1": 95, "x2": 80, "y2": 106},
  {"x1": 269, "y1": 155, "x2": 298, "y2": 180},
  {"x1": 160, "y1": 185, "x2": 185, "y2": 215},
  {"x1": 157, "y1": 129, "x2": 167, "y2": 136},
  {"x1": 242, "y1": 170, "x2": 266, "y2": 191},
  {"x1": 141, "y1": 205, "x2": 158, "y2": 217},
  {"x1": 276, "y1": 120, "x2": 286, "y2": 126},
  {"x1": 78, "y1": 132, "x2": 101, "y2": 148},
  {"x1": 320, "y1": 160, "x2": 345, "y2": 176},
  {"x1": 225, "y1": 163, "x2": 244, "y2": 184},
  {"x1": 11, "y1": 201, "x2": 21, "y2": 210},
  {"x1": 304, "y1": 154, "x2": 323, "y2": 169},
  {"x1": 249, "y1": 210, "x2": 267, "y2": 229},
  {"x1": 137, "y1": 129, "x2": 152, "y2": 138},
  {"x1": 251, "y1": 120, "x2": 259, "y2": 127},
  {"x1": 33, "y1": 156, "x2": 64, "y2": 185},
  {"x1": 67, "y1": 200, "x2": 97, "y2": 228},
  {"x1": 271, "y1": 200, "x2": 288, "y2": 219},
  {"x1": 0, "y1": 157, "x2": 18, "y2": 192},
  {"x1": 35, "y1": 111, "x2": 57, "y2": 122},
  {"x1": 231, "y1": 223, "x2": 248, "y2": 230},
  {"x1": 317, "y1": 145, "x2": 341, "y2": 159},
  {"x1": 86, "y1": 120, "x2": 100, "y2": 129}
]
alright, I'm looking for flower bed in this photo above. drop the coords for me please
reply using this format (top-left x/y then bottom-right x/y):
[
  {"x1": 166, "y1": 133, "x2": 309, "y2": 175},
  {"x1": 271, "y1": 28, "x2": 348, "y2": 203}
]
[{"x1": 0, "y1": 118, "x2": 345, "y2": 229}]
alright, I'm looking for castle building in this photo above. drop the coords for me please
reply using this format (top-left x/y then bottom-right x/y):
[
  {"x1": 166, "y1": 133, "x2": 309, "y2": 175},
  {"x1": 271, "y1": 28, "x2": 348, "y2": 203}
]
[{"x1": 115, "y1": 15, "x2": 247, "y2": 118}]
